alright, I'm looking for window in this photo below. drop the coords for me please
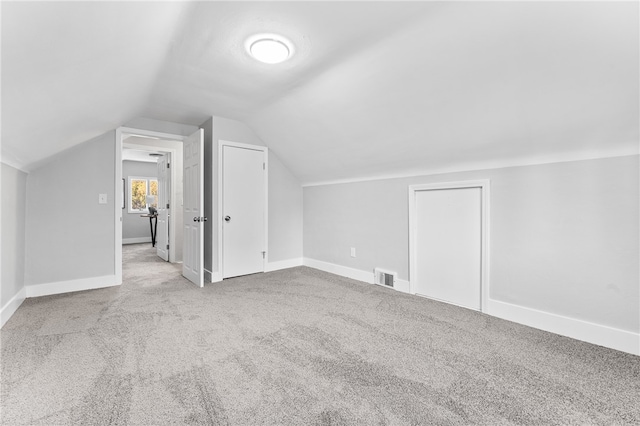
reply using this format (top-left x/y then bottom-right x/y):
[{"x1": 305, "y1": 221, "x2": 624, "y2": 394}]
[{"x1": 128, "y1": 176, "x2": 158, "y2": 213}]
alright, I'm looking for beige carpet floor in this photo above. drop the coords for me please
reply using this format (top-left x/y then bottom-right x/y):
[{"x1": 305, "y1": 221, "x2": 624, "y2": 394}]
[{"x1": 1, "y1": 243, "x2": 639, "y2": 425}]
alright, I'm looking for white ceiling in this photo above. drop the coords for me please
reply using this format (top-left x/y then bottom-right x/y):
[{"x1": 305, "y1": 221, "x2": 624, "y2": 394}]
[
  {"x1": 122, "y1": 135, "x2": 178, "y2": 162},
  {"x1": 2, "y1": 2, "x2": 638, "y2": 183},
  {"x1": 122, "y1": 149, "x2": 159, "y2": 164}
]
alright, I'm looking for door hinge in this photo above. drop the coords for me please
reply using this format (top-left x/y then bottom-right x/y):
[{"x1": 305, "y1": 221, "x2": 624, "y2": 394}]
[
  {"x1": 263, "y1": 162, "x2": 265, "y2": 170},
  {"x1": 166, "y1": 203, "x2": 170, "y2": 209},
  {"x1": 167, "y1": 163, "x2": 170, "y2": 168},
  {"x1": 262, "y1": 251, "x2": 266, "y2": 259},
  {"x1": 167, "y1": 244, "x2": 170, "y2": 250}
]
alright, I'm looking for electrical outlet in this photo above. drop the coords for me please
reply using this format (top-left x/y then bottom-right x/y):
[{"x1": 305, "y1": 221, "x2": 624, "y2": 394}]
[
  {"x1": 350, "y1": 247, "x2": 356, "y2": 258},
  {"x1": 98, "y1": 193, "x2": 107, "y2": 204}
]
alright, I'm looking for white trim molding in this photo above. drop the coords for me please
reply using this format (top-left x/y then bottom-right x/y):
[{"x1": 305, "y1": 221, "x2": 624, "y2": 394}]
[
  {"x1": 303, "y1": 258, "x2": 411, "y2": 294},
  {"x1": 388, "y1": 278, "x2": 411, "y2": 294},
  {"x1": 408, "y1": 179, "x2": 491, "y2": 311},
  {"x1": 304, "y1": 258, "x2": 373, "y2": 283},
  {"x1": 205, "y1": 269, "x2": 224, "y2": 283},
  {"x1": 298, "y1": 258, "x2": 640, "y2": 355},
  {"x1": 1, "y1": 287, "x2": 27, "y2": 329},
  {"x1": 266, "y1": 258, "x2": 303, "y2": 272},
  {"x1": 119, "y1": 127, "x2": 189, "y2": 142},
  {"x1": 488, "y1": 299, "x2": 640, "y2": 356},
  {"x1": 122, "y1": 237, "x2": 152, "y2": 245},
  {"x1": 126, "y1": 175, "x2": 158, "y2": 214},
  {"x1": 26, "y1": 275, "x2": 119, "y2": 298},
  {"x1": 115, "y1": 128, "x2": 123, "y2": 285}
]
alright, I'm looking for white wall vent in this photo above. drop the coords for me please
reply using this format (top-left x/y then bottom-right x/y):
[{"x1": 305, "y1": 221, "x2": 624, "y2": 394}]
[{"x1": 374, "y1": 268, "x2": 397, "y2": 288}]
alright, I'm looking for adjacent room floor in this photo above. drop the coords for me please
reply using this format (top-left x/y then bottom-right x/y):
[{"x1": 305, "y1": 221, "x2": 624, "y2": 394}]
[{"x1": 1, "y1": 244, "x2": 638, "y2": 425}]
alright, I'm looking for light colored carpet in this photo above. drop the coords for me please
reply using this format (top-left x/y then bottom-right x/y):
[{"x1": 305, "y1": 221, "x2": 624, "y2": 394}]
[{"x1": 1, "y1": 243, "x2": 639, "y2": 425}]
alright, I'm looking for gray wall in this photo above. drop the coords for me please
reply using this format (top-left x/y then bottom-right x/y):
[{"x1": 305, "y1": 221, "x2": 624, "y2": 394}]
[
  {"x1": 25, "y1": 132, "x2": 116, "y2": 285},
  {"x1": 268, "y1": 153, "x2": 303, "y2": 262},
  {"x1": 1, "y1": 163, "x2": 27, "y2": 307},
  {"x1": 122, "y1": 160, "x2": 157, "y2": 240},
  {"x1": 303, "y1": 155, "x2": 639, "y2": 333},
  {"x1": 205, "y1": 116, "x2": 303, "y2": 278}
]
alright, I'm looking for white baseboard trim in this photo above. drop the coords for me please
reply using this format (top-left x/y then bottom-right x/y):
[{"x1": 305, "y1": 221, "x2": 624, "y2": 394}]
[
  {"x1": 26, "y1": 275, "x2": 120, "y2": 298},
  {"x1": 390, "y1": 278, "x2": 411, "y2": 294},
  {"x1": 205, "y1": 269, "x2": 224, "y2": 283},
  {"x1": 123, "y1": 237, "x2": 152, "y2": 244},
  {"x1": 304, "y1": 258, "x2": 374, "y2": 283},
  {"x1": 301, "y1": 258, "x2": 639, "y2": 355},
  {"x1": 266, "y1": 258, "x2": 303, "y2": 272},
  {"x1": 487, "y1": 299, "x2": 640, "y2": 356},
  {"x1": 1, "y1": 287, "x2": 27, "y2": 328},
  {"x1": 303, "y1": 258, "x2": 412, "y2": 294},
  {"x1": 209, "y1": 259, "x2": 303, "y2": 283}
]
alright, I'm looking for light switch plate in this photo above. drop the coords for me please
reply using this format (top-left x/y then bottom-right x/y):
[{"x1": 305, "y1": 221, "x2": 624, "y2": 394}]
[{"x1": 98, "y1": 193, "x2": 107, "y2": 204}]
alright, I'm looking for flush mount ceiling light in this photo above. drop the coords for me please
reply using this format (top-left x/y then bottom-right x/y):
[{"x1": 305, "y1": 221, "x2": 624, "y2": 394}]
[{"x1": 246, "y1": 34, "x2": 293, "y2": 64}]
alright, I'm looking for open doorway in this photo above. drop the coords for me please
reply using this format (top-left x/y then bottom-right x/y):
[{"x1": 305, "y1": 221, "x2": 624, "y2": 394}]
[
  {"x1": 115, "y1": 128, "x2": 185, "y2": 284},
  {"x1": 121, "y1": 147, "x2": 167, "y2": 247}
]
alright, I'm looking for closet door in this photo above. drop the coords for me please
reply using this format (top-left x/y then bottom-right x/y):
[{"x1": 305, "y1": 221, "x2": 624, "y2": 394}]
[
  {"x1": 414, "y1": 187, "x2": 482, "y2": 310},
  {"x1": 222, "y1": 144, "x2": 266, "y2": 279}
]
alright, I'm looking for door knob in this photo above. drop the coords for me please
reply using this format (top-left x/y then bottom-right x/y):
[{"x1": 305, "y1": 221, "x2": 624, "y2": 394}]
[
  {"x1": 193, "y1": 217, "x2": 200, "y2": 222},
  {"x1": 224, "y1": 216, "x2": 231, "y2": 222}
]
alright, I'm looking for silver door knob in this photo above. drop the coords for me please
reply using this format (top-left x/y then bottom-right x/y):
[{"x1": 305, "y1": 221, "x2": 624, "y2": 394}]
[{"x1": 224, "y1": 216, "x2": 231, "y2": 222}]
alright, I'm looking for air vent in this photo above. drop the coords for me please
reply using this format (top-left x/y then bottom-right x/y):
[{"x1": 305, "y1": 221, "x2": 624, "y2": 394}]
[{"x1": 374, "y1": 268, "x2": 397, "y2": 288}]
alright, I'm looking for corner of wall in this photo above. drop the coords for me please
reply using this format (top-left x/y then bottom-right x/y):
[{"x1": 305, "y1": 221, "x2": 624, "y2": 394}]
[
  {"x1": 0, "y1": 287, "x2": 26, "y2": 329},
  {"x1": 1, "y1": 162, "x2": 28, "y2": 328}
]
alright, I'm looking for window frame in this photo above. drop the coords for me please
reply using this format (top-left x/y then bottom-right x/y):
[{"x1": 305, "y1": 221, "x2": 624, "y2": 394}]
[{"x1": 127, "y1": 176, "x2": 158, "y2": 214}]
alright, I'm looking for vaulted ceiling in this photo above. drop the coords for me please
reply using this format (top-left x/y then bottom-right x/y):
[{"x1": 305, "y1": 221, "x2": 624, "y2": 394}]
[{"x1": 2, "y1": 1, "x2": 638, "y2": 184}]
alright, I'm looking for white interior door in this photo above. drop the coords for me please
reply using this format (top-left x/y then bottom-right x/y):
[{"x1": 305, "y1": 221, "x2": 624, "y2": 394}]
[
  {"x1": 156, "y1": 153, "x2": 170, "y2": 261},
  {"x1": 182, "y1": 129, "x2": 204, "y2": 287},
  {"x1": 415, "y1": 187, "x2": 482, "y2": 310},
  {"x1": 222, "y1": 145, "x2": 266, "y2": 279}
]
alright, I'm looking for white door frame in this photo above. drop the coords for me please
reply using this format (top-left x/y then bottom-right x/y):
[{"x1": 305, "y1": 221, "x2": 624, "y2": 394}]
[
  {"x1": 217, "y1": 140, "x2": 268, "y2": 280},
  {"x1": 408, "y1": 180, "x2": 491, "y2": 312},
  {"x1": 115, "y1": 127, "x2": 186, "y2": 284}
]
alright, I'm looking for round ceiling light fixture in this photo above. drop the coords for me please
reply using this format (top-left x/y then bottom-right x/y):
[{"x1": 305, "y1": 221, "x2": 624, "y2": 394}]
[{"x1": 246, "y1": 34, "x2": 293, "y2": 64}]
